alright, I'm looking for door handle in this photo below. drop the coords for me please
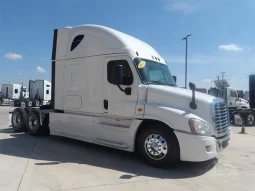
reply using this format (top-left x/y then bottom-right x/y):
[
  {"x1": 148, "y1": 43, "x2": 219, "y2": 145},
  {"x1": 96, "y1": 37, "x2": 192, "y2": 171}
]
[{"x1": 104, "y1": 100, "x2": 108, "y2": 110}]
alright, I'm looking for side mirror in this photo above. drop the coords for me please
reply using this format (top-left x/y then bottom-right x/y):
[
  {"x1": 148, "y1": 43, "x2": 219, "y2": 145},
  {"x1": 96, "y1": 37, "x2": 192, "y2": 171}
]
[
  {"x1": 113, "y1": 65, "x2": 131, "y2": 96},
  {"x1": 113, "y1": 65, "x2": 124, "y2": 85},
  {"x1": 189, "y1": 82, "x2": 197, "y2": 109},
  {"x1": 189, "y1": 82, "x2": 196, "y2": 91}
]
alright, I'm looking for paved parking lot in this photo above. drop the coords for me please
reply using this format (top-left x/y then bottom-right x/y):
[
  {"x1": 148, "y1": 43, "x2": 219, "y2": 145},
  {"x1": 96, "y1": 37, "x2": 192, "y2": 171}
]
[{"x1": 0, "y1": 106, "x2": 255, "y2": 191}]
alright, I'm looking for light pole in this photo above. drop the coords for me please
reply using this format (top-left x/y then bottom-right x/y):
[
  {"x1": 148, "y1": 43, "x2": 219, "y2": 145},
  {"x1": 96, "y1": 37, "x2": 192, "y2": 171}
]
[{"x1": 182, "y1": 34, "x2": 192, "y2": 89}]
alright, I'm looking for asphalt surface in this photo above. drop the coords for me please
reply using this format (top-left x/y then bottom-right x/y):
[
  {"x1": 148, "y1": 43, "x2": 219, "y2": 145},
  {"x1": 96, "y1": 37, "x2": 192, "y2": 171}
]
[{"x1": 0, "y1": 106, "x2": 255, "y2": 191}]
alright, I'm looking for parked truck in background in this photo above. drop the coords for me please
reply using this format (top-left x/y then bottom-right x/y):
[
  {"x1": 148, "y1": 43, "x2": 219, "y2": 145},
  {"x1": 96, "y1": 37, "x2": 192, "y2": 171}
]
[
  {"x1": 244, "y1": 91, "x2": 249, "y2": 101},
  {"x1": 8, "y1": 80, "x2": 51, "y2": 107},
  {"x1": 208, "y1": 79, "x2": 255, "y2": 126},
  {"x1": 0, "y1": 83, "x2": 29, "y2": 105},
  {"x1": 9, "y1": 24, "x2": 230, "y2": 168},
  {"x1": 28, "y1": 79, "x2": 51, "y2": 106},
  {"x1": 236, "y1": 90, "x2": 244, "y2": 99}
]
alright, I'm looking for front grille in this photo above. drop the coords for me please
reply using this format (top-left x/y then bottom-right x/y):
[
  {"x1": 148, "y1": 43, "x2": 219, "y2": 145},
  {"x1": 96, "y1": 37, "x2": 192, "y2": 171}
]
[{"x1": 214, "y1": 102, "x2": 230, "y2": 137}]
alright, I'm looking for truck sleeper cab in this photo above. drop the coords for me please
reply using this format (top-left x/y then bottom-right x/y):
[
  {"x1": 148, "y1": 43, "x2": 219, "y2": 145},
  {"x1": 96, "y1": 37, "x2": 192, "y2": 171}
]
[{"x1": 10, "y1": 25, "x2": 230, "y2": 168}]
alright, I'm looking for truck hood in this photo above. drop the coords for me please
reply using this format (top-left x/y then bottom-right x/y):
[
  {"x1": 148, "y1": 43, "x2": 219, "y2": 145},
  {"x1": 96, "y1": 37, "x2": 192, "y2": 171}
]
[
  {"x1": 145, "y1": 85, "x2": 226, "y2": 134},
  {"x1": 236, "y1": 98, "x2": 250, "y2": 108},
  {"x1": 147, "y1": 85, "x2": 220, "y2": 106}
]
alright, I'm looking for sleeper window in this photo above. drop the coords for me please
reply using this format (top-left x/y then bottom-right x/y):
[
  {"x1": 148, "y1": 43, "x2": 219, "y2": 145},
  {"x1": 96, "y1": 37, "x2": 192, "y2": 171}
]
[
  {"x1": 107, "y1": 60, "x2": 133, "y2": 85},
  {"x1": 14, "y1": 89, "x2": 18, "y2": 93},
  {"x1": 46, "y1": 90, "x2": 49, "y2": 94},
  {"x1": 70, "y1": 35, "x2": 84, "y2": 51}
]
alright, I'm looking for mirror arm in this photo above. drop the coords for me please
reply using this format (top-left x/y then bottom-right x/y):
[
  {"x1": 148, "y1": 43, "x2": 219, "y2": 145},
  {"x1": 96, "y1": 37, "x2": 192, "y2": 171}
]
[
  {"x1": 116, "y1": 84, "x2": 131, "y2": 95},
  {"x1": 117, "y1": 84, "x2": 125, "y2": 92},
  {"x1": 190, "y1": 89, "x2": 197, "y2": 110}
]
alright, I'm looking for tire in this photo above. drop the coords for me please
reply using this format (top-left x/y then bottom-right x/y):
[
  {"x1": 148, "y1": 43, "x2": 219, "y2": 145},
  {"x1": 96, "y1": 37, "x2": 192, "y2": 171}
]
[
  {"x1": 137, "y1": 123, "x2": 180, "y2": 168},
  {"x1": 11, "y1": 108, "x2": 28, "y2": 132},
  {"x1": 26, "y1": 110, "x2": 43, "y2": 136},
  {"x1": 26, "y1": 100, "x2": 32, "y2": 107},
  {"x1": 14, "y1": 100, "x2": 21, "y2": 107},
  {"x1": 245, "y1": 113, "x2": 254, "y2": 127},
  {"x1": 0, "y1": 99, "x2": 2, "y2": 106},
  {"x1": 35, "y1": 100, "x2": 40, "y2": 107}
]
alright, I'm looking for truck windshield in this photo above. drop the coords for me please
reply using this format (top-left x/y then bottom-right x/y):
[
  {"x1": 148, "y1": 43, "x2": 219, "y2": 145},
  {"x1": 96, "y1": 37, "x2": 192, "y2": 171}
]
[
  {"x1": 230, "y1": 89, "x2": 238, "y2": 98},
  {"x1": 134, "y1": 58, "x2": 176, "y2": 86}
]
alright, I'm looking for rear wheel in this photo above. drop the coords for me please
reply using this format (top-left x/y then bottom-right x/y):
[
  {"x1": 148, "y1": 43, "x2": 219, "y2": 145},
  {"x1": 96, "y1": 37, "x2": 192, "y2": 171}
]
[
  {"x1": 245, "y1": 113, "x2": 254, "y2": 126},
  {"x1": 0, "y1": 99, "x2": 2, "y2": 106},
  {"x1": 137, "y1": 123, "x2": 180, "y2": 168},
  {"x1": 26, "y1": 100, "x2": 32, "y2": 107},
  {"x1": 35, "y1": 100, "x2": 40, "y2": 107},
  {"x1": 11, "y1": 108, "x2": 27, "y2": 132},
  {"x1": 26, "y1": 110, "x2": 43, "y2": 136}
]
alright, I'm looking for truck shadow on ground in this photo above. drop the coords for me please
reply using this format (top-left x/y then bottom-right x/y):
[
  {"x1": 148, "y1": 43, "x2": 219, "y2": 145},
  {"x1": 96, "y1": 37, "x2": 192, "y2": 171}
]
[{"x1": 0, "y1": 128, "x2": 218, "y2": 180}]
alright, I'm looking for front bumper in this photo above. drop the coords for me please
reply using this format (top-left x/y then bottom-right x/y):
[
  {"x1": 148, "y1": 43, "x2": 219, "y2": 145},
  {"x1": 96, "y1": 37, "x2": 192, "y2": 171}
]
[{"x1": 174, "y1": 131, "x2": 230, "y2": 162}]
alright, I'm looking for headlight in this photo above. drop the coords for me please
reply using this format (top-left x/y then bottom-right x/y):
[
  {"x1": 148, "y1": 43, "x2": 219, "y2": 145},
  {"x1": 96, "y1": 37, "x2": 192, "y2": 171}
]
[{"x1": 189, "y1": 119, "x2": 214, "y2": 136}]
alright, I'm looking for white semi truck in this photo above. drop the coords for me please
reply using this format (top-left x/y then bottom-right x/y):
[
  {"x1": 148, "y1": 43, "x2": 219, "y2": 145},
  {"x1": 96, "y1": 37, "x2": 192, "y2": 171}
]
[
  {"x1": 208, "y1": 79, "x2": 255, "y2": 126},
  {"x1": 0, "y1": 83, "x2": 29, "y2": 105},
  {"x1": 10, "y1": 24, "x2": 230, "y2": 168},
  {"x1": 10, "y1": 80, "x2": 51, "y2": 107},
  {"x1": 28, "y1": 79, "x2": 51, "y2": 106}
]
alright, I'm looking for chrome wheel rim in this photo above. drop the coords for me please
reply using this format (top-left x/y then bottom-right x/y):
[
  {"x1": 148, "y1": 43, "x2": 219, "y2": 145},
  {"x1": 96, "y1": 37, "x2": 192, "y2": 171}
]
[
  {"x1": 144, "y1": 134, "x2": 168, "y2": 160},
  {"x1": 247, "y1": 114, "x2": 254, "y2": 125},
  {"x1": 28, "y1": 115, "x2": 37, "y2": 131},
  {"x1": 13, "y1": 112, "x2": 21, "y2": 128}
]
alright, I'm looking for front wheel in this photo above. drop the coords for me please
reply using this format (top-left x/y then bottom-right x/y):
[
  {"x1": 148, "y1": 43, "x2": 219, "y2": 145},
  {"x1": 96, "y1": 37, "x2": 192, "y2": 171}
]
[{"x1": 137, "y1": 123, "x2": 180, "y2": 168}]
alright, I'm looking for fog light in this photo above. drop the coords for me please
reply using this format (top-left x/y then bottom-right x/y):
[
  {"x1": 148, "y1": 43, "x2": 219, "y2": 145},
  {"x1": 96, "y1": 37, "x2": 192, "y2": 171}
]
[{"x1": 206, "y1": 146, "x2": 212, "y2": 152}]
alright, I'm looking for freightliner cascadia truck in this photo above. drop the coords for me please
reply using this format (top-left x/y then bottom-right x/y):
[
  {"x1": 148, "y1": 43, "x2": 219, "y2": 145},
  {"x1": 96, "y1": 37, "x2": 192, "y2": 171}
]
[{"x1": 10, "y1": 24, "x2": 230, "y2": 168}]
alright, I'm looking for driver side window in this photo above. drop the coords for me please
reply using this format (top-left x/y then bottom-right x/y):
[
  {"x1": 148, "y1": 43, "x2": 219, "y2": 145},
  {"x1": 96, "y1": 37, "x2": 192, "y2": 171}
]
[{"x1": 107, "y1": 60, "x2": 133, "y2": 85}]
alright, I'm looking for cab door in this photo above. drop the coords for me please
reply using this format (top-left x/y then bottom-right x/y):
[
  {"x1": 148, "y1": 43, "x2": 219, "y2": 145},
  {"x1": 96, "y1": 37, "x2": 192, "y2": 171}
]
[{"x1": 103, "y1": 55, "x2": 138, "y2": 118}]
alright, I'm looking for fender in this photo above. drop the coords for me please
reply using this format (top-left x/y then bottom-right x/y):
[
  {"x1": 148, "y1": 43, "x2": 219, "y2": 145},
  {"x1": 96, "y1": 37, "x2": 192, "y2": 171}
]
[{"x1": 143, "y1": 103, "x2": 206, "y2": 133}]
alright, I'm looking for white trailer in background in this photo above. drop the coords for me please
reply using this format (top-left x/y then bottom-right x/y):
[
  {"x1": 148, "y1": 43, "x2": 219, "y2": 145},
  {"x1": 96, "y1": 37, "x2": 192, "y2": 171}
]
[
  {"x1": 7, "y1": 80, "x2": 52, "y2": 107},
  {"x1": 0, "y1": 84, "x2": 28, "y2": 105},
  {"x1": 29, "y1": 80, "x2": 51, "y2": 106},
  {"x1": 10, "y1": 24, "x2": 230, "y2": 168}
]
